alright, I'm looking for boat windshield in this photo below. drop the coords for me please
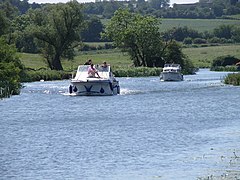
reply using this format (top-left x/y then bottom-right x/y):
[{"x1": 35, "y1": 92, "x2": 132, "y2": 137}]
[{"x1": 77, "y1": 65, "x2": 110, "y2": 72}]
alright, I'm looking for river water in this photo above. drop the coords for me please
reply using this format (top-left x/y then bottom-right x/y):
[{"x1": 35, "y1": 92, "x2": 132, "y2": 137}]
[{"x1": 1, "y1": 69, "x2": 240, "y2": 180}]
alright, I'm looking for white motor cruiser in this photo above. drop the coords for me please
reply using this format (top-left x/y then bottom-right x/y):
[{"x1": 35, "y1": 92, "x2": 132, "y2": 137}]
[
  {"x1": 69, "y1": 65, "x2": 120, "y2": 96},
  {"x1": 160, "y1": 64, "x2": 183, "y2": 81}
]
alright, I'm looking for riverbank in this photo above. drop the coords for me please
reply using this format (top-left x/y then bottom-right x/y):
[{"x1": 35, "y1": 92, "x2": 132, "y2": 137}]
[
  {"x1": 21, "y1": 67, "x2": 162, "y2": 82},
  {"x1": 224, "y1": 73, "x2": 240, "y2": 86}
]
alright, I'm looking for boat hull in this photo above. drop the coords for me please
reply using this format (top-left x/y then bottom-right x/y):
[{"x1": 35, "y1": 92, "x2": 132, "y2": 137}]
[
  {"x1": 160, "y1": 72, "x2": 183, "y2": 81},
  {"x1": 70, "y1": 80, "x2": 120, "y2": 96}
]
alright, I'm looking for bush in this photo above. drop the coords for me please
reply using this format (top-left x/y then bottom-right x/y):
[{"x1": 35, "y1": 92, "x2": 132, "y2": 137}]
[
  {"x1": 112, "y1": 67, "x2": 162, "y2": 77},
  {"x1": 208, "y1": 37, "x2": 221, "y2": 43},
  {"x1": 210, "y1": 65, "x2": 238, "y2": 71},
  {"x1": 22, "y1": 70, "x2": 71, "y2": 82},
  {"x1": 224, "y1": 73, "x2": 240, "y2": 85},
  {"x1": 211, "y1": 55, "x2": 240, "y2": 67},
  {"x1": 0, "y1": 38, "x2": 24, "y2": 98},
  {"x1": 193, "y1": 38, "x2": 207, "y2": 44},
  {"x1": 183, "y1": 37, "x2": 192, "y2": 44},
  {"x1": 0, "y1": 62, "x2": 21, "y2": 98}
]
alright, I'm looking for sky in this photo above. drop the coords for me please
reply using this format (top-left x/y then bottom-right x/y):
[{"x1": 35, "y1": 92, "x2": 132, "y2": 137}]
[{"x1": 28, "y1": 0, "x2": 199, "y2": 6}]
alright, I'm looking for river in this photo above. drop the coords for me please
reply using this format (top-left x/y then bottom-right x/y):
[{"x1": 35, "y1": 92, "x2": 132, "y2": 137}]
[{"x1": 0, "y1": 69, "x2": 240, "y2": 180}]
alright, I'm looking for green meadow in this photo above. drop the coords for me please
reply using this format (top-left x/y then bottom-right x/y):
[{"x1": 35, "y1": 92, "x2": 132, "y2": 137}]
[
  {"x1": 160, "y1": 18, "x2": 240, "y2": 32},
  {"x1": 183, "y1": 44, "x2": 240, "y2": 67},
  {"x1": 102, "y1": 18, "x2": 240, "y2": 33},
  {"x1": 19, "y1": 44, "x2": 240, "y2": 70},
  {"x1": 18, "y1": 18, "x2": 240, "y2": 71}
]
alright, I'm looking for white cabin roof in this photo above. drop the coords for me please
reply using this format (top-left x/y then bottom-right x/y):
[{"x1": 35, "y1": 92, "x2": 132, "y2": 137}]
[{"x1": 163, "y1": 64, "x2": 182, "y2": 72}]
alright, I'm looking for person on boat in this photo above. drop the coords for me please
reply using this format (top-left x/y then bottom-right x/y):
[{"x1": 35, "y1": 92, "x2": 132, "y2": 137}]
[
  {"x1": 101, "y1": 61, "x2": 109, "y2": 68},
  {"x1": 101, "y1": 61, "x2": 109, "y2": 72},
  {"x1": 84, "y1": 59, "x2": 92, "y2": 65},
  {"x1": 88, "y1": 64, "x2": 101, "y2": 78}
]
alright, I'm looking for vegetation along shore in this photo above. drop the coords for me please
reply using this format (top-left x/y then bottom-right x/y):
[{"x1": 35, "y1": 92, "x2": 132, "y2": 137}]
[{"x1": 1, "y1": 0, "x2": 240, "y2": 99}]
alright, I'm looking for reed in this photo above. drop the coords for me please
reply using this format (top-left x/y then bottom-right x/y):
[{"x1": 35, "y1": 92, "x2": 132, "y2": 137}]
[
  {"x1": 0, "y1": 86, "x2": 11, "y2": 99},
  {"x1": 0, "y1": 82, "x2": 13, "y2": 99},
  {"x1": 210, "y1": 66, "x2": 239, "y2": 72},
  {"x1": 113, "y1": 67, "x2": 162, "y2": 77},
  {"x1": 22, "y1": 70, "x2": 72, "y2": 82},
  {"x1": 224, "y1": 73, "x2": 240, "y2": 85}
]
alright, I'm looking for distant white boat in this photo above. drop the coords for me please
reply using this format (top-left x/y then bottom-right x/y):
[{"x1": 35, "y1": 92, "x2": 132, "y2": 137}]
[
  {"x1": 160, "y1": 64, "x2": 183, "y2": 81},
  {"x1": 69, "y1": 65, "x2": 120, "y2": 96}
]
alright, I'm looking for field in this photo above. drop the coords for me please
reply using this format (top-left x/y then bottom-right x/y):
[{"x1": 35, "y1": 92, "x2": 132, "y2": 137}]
[
  {"x1": 160, "y1": 18, "x2": 240, "y2": 32},
  {"x1": 102, "y1": 18, "x2": 240, "y2": 33},
  {"x1": 183, "y1": 44, "x2": 240, "y2": 67},
  {"x1": 19, "y1": 18, "x2": 240, "y2": 70},
  {"x1": 19, "y1": 44, "x2": 240, "y2": 70}
]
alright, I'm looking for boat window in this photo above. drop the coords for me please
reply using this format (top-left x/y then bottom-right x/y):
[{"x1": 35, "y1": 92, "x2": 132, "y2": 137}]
[{"x1": 78, "y1": 65, "x2": 90, "y2": 72}]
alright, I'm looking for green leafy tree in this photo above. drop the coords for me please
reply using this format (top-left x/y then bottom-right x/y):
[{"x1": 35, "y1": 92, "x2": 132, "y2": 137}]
[
  {"x1": 0, "y1": 10, "x2": 9, "y2": 36},
  {"x1": 211, "y1": 55, "x2": 239, "y2": 67},
  {"x1": 149, "y1": 0, "x2": 169, "y2": 9},
  {"x1": 28, "y1": 1, "x2": 85, "y2": 70},
  {"x1": 164, "y1": 40, "x2": 194, "y2": 74},
  {"x1": 11, "y1": 13, "x2": 39, "y2": 53},
  {"x1": 232, "y1": 26, "x2": 240, "y2": 42},
  {"x1": 164, "y1": 41, "x2": 184, "y2": 66},
  {"x1": 103, "y1": 9, "x2": 164, "y2": 67},
  {"x1": 0, "y1": 37, "x2": 23, "y2": 97},
  {"x1": 81, "y1": 17, "x2": 104, "y2": 42},
  {"x1": 213, "y1": 24, "x2": 233, "y2": 39}
]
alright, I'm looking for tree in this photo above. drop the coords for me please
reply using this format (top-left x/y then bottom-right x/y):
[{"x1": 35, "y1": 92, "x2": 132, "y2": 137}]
[
  {"x1": 213, "y1": 24, "x2": 233, "y2": 39},
  {"x1": 0, "y1": 37, "x2": 23, "y2": 97},
  {"x1": 28, "y1": 1, "x2": 85, "y2": 70},
  {"x1": 164, "y1": 41, "x2": 184, "y2": 66},
  {"x1": 81, "y1": 17, "x2": 104, "y2": 42},
  {"x1": 149, "y1": 0, "x2": 169, "y2": 9},
  {"x1": 164, "y1": 40, "x2": 194, "y2": 74},
  {"x1": 163, "y1": 26, "x2": 201, "y2": 42},
  {"x1": 0, "y1": 10, "x2": 9, "y2": 36},
  {"x1": 103, "y1": 9, "x2": 164, "y2": 67}
]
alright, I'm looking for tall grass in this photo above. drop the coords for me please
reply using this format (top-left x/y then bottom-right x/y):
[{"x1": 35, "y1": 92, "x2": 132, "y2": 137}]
[
  {"x1": 224, "y1": 73, "x2": 240, "y2": 85},
  {"x1": 22, "y1": 70, "x2": 72, "y2": 82},
  {"x1": 113, "y1": 67, "x2": 162, "y2": 77},
  {"x1": 0, "y1": 86, "x2": 11, "y2": 99},
  {"x1": 210, "y1": 66, "x2": 238, "y2": 71}
]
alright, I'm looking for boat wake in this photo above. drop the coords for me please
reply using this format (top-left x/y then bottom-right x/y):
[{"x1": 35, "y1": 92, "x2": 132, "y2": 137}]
[{"x1": 119, "y1": 88, "x2": 143, "y2": 95}]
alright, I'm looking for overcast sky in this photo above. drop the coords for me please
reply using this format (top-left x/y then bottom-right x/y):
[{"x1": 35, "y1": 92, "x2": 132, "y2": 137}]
[{"x1": 28, "y1": 0, "x2": 199, "y2": 6}]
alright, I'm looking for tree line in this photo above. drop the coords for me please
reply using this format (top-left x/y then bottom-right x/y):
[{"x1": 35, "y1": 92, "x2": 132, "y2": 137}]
[{"x1": 5, "y1": 0, "x2": 240, "y2": 19}]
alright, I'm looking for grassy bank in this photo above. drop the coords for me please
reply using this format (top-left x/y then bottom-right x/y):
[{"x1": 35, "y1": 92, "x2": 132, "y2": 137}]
[
  {"x1": 17, "y1": 44, "x2": 240, "y2": 83},
  {"x1": 183, "y1": 44, "x2": 240, "y2": 68},
  {"x1": 19, "y1": 44, "x2": 240, "y2": 70}
]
